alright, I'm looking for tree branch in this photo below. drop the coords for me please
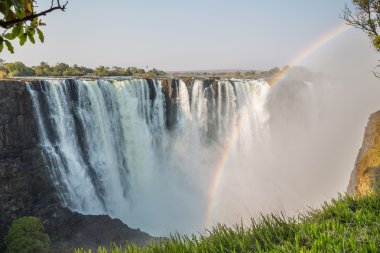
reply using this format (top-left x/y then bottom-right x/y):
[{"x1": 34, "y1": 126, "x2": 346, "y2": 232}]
[
  {"x1": 342, "y1": 5, "x2": 379, "y2": 37},
  {"x1": 373, "y1": 63, "x2": 380, "y2": 78},
  {"x1": 0, "y1": 0, "x2": 68, "y2": 29}
]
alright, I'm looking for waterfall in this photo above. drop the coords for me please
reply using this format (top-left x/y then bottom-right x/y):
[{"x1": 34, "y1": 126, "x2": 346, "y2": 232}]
[{"x1": 27, "y1": 78, "x2": 270, "y2": 234}]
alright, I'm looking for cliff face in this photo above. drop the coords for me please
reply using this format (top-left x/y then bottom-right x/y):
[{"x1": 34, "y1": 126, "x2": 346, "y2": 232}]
[
  {"x1": 0, "y1": 80, "x2": 151, "y2": 252},
  {"x1": 0, "y1": 80, "x2": 59, "y2": 249},
  {"x1": 348, "y1": 110, "x2": 380, "y2": 196}
]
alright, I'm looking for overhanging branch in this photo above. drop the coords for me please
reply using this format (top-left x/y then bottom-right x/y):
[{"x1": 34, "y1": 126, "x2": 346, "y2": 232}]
[{"x1": 0, "y1": 0, "x2": 68, "y2": 29}]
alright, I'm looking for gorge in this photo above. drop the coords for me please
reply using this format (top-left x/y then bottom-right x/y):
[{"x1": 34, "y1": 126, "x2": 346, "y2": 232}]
[{"x1": 1, "y1": 73, "x2": 380, "y2": 250}]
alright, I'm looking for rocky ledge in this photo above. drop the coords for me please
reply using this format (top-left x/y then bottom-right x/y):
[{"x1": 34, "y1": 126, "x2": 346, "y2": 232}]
[
  {"x1": 0, "y1": 80, "x2": 153, "y2": 252},
  {"x1": 347, "y1": 110, "x2": 380, "y2": 195}
]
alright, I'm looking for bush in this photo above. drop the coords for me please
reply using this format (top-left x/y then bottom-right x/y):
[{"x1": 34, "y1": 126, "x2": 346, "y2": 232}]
[{"x1": 4, "y1": 216, "x2": 50, "y2": 253}]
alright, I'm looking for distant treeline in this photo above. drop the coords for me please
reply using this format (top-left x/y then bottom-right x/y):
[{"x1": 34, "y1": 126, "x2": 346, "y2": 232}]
[
  {"x1": 0, "y1": 60, "x2": 304, "y2": 80},
  {"x1": 0, "y1": 61, "x2": 167, "y2": 77},
  {"x1": 170, "y1": 67, "x2": 281, "y2": 79}
]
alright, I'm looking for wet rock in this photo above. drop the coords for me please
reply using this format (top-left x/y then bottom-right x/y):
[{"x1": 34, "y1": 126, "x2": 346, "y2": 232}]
[
  {"x1": 347, "y1": 110, "x2": 380, "y2": 195},
  {"x1": 0, "y1": 80, "x2": 153, "y2": 252}
]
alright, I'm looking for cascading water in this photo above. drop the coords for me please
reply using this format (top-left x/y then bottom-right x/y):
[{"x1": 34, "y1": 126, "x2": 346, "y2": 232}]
[
  {"x1": 27, "y1": 73, "x2": 378, "y2": 235},
  {"x1": 27, "y1": 78, "x2": 269, "y2": 234}
]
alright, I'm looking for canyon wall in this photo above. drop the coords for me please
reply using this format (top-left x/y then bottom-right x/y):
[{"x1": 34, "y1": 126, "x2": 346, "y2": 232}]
[
  {"x1": 0, "y1": 77, "x2": 260, "y2": 248},
  {"x1": 2, "y1": 76, "x2": 377, "y2": 251},
  {"x1": 348, "y1": 110, "x2": 380, "y2": 196},
  {"x1": 0, "y1": 80, "x2": 152, "y2": 252}
]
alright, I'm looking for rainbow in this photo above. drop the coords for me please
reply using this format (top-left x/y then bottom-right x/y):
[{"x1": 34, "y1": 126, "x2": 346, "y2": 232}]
[
  {"x1": 269, "y1": 22, "x2": 351, "y2": 85},
  {"x1": 205, "y1": 22, "x2": 351, "y2": 227},
  {"x1": 205, "y1": 117, "x2": 243, "y2": 227}
]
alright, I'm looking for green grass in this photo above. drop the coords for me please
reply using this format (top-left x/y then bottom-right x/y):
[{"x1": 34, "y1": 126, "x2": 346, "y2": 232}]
[{"x1": 75, "y1": 194, "x2": 380, "y2": 253}]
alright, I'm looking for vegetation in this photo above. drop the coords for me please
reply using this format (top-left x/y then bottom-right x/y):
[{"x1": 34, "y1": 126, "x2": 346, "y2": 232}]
[
  {"x1": 0, "y1": 60, "x2": 311, "y2": 79},
  {"x1": 0, "y1": 60, "x2": 167, "y2": 77},
  {"x1": 0, "y1": 60, "x2": 285, "y2": 79},
  {"x1": 93, "y1": 66, "x2": 166, "y2": 77},
  {"x1": 343, "y1": 0, "x2": 380, "y2": 51},
  {"x1": 32, "y1": 62, "x2": 93, "y2": 77},
  {"x1": 343, "y1": 0, "x2": 380, "y2": 76},
  {"x1": 0, "y1": 60, "x2": 33, "y2": 76},
  {"x1": 75, "y1": 194, "x2": 380, "y2": 253},
  {"x1": 170, "y1": 67, "x2": 280, "y2": 80},
  {"x1": 4, "y1": 216, "x2": 50, "y2": 253},
  {"x1": 0, "y1": 0, "x2": 67, "y2": 53}
]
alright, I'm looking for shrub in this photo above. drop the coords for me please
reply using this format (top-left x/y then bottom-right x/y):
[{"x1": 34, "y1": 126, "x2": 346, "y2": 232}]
[{"x1": 4, "y1": 216, "x2": 51, "y2": 253}]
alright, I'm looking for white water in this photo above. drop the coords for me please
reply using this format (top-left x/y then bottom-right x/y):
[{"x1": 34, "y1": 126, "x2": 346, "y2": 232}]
[
  {"x1": 28, "y1": 78, "x2": 270, "y2": 234},
  {"x1": 27, "y1": 74, "x2": 380, "y2": 235}
]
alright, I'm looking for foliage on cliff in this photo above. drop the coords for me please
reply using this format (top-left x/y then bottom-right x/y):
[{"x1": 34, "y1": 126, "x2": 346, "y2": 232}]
[
  {"x1": 349, "y1": 111, "x2": 380, "y2": 196},
  {"x1": 4, "y1": 216, "x2": 50, "y2": 253},
  {"x1": 0, "y1": 0, "x2": 67, "y2": 53},
  {"x1": 76, "y1": 194, "x2": 380, "y2": 253}
]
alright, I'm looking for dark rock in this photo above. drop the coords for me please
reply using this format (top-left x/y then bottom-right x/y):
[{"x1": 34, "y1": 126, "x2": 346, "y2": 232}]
[
  {"x1": 160, "y1": 79, "x2": 179, "y2": 130},
  {"x1": 146, "y1": 79, "x2": 157, "y2": 100},
  {"x1": 48, "y1": 209, "x2": 154, "y2": 252},
  {"x1": 0, "y1": 79, "x2": 153, "y2": 252}
]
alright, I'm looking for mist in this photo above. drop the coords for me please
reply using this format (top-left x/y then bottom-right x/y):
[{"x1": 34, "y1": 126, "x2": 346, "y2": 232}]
[
  {"x1": 120, "y1": 53, "x2": 380, "y2": 234},
  {"x1": 131, "y1": 29, "x2": 380, "y2": 233},
  {"x1": 27, "y1": 27, "x2": 380, "y2": 237},
  {"x1": 206, "y1": 28, "x2": 380, "y2": 227}
]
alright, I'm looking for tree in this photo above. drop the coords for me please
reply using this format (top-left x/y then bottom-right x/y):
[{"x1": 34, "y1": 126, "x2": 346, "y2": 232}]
[
  {"x1": 343, "y1": 0, "x2": 380, "y2": 50},
  {"x1": 0, "y1": 61, "x2": 35, "y2": 76},
  {"x1": 94, "y1": 66, "x2": 111, "y2": 76},
  {"x1": 0, "y1": 0, "x2": 68, "y2": 54},
  {"x1": 146, "y1": 68, "x2": 166, "y2": 77},
  {"x1": 32, "y1": 61, "x2": 51, "y2": 76},
  {"x1": 4, "y1": 216, "x2": 50, "y2": 253},
  {"x1": 343, "y1": 0, "x2": 380, "y2": 76}
]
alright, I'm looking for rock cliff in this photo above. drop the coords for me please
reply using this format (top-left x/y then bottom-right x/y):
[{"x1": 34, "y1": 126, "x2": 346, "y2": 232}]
[
  {"x1": 347, "y1": 110, "x2": 380, "y2": 195},
  {"x1": 0, "y1": 80, "x2": 152, "y2": 252}
]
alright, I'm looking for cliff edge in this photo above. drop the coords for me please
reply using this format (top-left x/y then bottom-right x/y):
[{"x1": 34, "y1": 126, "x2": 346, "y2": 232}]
[
  {"x1": 0, "y1": 80, "x2": 152, "y2": 252},
  {"x1": 348, "y1": 110, "x2": 380, "y2": 195}
]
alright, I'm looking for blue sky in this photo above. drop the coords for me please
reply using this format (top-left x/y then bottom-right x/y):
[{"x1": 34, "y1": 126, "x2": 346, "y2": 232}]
[{"x1": 2, "y1": 0, "x2": 375, "y2": 71}]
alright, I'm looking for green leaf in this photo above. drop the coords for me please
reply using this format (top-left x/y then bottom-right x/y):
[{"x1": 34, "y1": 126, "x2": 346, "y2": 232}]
[
  {"x1": 373, "y1": 35, "x2": 380, "y2": 51},
  {"x1": 4, "y1": 40, "x2": 14, "y2": 53},
  {"x1": 16, "y1": 7, "x2": 25, "y2": 19},
  {"x1": 36, "y1": 28, "x2": 44, "y2": 43},
  {"x1": 4, "y1": 33, "x2": 15, "y2": 40},
  {"x1": 38, "y1": 20, "x2": 46, "y2": 26},
  {"x1": 5, "y1": 9, "x2": 16, "y2": 22},
  {"x1": 27, "y1": 28, "x2": 35, "y2": 36},
  {"x1": 12, "y1": 24, "x2": 23, "y2": 37},
  {"x1": 27, "y1": 32, "x2": 35, "y2": 44},
  {"x1": 0, "y1": 41, "x2": 3, "y2": 53},
  {"x1": 17, "y1": 27, "x2": 24, "y2": 39},
  {"x1": 30, "y1": 17, "x2": 38, "y2": 28},
  {"x1": 19, "y1": 33, "x2": 27, "y2": 46}
]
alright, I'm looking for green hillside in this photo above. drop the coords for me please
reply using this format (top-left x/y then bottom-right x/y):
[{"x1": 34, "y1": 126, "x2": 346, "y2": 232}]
[{"x1": 76, "y1": 194, "x2": 380, "y2": 253}]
